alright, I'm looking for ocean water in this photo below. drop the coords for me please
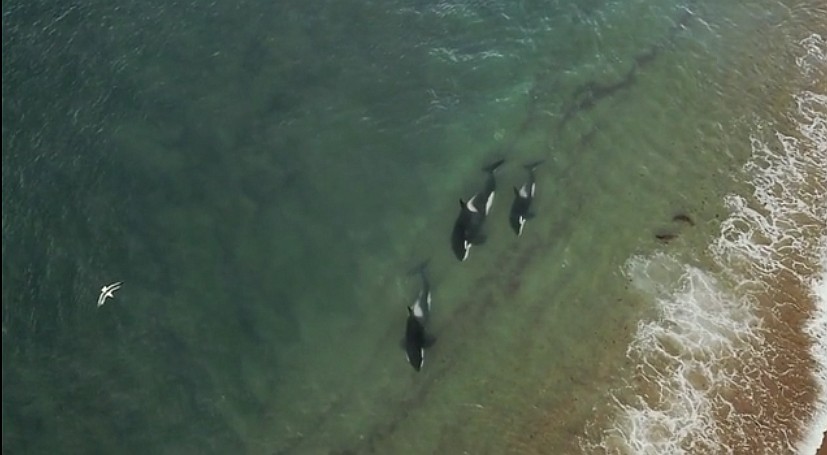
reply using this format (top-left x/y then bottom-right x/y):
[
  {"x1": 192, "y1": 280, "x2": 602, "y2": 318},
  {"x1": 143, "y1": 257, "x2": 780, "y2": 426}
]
[{"x1": 2, "y1": 0, "x2": 825, "y2": 454}]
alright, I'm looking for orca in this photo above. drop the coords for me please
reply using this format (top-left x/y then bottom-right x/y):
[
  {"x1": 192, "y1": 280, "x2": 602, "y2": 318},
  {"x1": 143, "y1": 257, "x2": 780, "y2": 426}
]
[
  {"x1": 451, "y1": 159, "x2": 505, "y2": 261},
  {"x1": 509, "y1": 160, "x2": 544, "y2": 236},
  {"x1": 404, "y1": 307, "x2": 435, "y2": 371}
]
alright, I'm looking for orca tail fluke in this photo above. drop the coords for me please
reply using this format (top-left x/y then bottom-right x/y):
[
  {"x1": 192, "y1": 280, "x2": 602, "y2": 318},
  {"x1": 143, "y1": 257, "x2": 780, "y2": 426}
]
[
  {"x1": 408, "y1": 259, "x2": 430, "y2": 278},
  {"x1": 524, "y1": 159, "x2": 545, "y2": 171},
  {"x1": 482, "y1": 158, "x2": 505, "y2": 174}
]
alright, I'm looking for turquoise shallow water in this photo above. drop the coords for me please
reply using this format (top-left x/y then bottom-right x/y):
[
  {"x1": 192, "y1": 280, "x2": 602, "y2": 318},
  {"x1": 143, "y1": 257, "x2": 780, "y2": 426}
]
[{"x1": 3, "y1": 0, "x2": 825, "y2": 454}]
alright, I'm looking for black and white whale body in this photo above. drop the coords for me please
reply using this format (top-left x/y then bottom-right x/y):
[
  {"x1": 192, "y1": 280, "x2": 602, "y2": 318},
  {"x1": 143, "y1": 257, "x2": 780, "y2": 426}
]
[
  {"x1": 404, "y1": 307, "x2": 434, "y2": 371},
  {"x1": 404, "y1": 261, "x2": 434, "y2": 371},
  {"x1": 509, "y1": 160, "x2": 544, "y2": 236},
  {"x1": 451, "y1": 159, "x2": 505, "y2": 261}
]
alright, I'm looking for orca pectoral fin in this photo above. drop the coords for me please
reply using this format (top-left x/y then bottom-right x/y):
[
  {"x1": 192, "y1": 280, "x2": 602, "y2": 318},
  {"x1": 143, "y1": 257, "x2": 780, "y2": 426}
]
[
  {"x1": 473, "y1": 233, "x2": 488, "y2": 245},
  {"x1": 423, "y1": 334, "x2": 437, "y2": 349},
  {"x1": 526, "y1": 211, "x2": 537, "y2": 219}
]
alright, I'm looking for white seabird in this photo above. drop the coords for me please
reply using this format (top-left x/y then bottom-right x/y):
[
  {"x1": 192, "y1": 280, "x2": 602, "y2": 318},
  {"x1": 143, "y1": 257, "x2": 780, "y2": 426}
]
[{"x1": 97, "y1": 281, "x2": 122, "y2": 307}]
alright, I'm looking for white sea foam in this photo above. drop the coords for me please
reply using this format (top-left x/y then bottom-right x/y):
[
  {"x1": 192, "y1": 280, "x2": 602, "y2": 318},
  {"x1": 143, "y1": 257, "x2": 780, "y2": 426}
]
[
  {"x1": 796, "y1": 34, "x2": 826, "y2": 79},
  {"x1": 582, "y1": 34, "x2": 827, "y2": 454},
  {"x1": 603, "y1": 255, "x2": 763, "y2": 454},
  {"x1": 798, "y1": 240, "x2": 827, "y2": 455},
  {"x1": 792, "y1": 36, "x2": 827, "y2": 454},
  {"x1": 794, "y1": 35, "x2": 827, "y2": 454}
]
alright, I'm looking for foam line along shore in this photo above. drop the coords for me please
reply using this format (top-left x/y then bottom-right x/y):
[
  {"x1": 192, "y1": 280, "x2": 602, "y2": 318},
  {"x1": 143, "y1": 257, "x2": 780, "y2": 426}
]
[{"x1": 580, "y1": 31, "x2": 827, "y2": 454}]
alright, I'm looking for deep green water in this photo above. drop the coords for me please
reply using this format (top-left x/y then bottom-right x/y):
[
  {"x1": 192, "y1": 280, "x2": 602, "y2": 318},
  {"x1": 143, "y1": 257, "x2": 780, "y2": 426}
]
[{"x1": 3, "y1": 0, "x2": 825, "y2": 454}]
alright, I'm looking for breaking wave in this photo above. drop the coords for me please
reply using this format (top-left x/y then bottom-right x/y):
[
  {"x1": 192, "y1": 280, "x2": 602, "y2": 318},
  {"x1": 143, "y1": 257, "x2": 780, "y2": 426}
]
[{"x1": 581, "y1": 34, "x2": 827, "y2": 454}]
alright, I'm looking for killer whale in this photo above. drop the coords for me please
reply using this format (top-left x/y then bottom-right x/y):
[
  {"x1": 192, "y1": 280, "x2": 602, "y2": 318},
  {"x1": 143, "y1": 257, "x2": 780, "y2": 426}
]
[
  {"x1": 451, "y1": 159, "x2": 505, "y2": 261},
  {"x1": 404, "y1": 307, "x2": 435, "y2": 371},
  {"x1": 509, "y1": 160, "x2": 544, "y2": 236}
]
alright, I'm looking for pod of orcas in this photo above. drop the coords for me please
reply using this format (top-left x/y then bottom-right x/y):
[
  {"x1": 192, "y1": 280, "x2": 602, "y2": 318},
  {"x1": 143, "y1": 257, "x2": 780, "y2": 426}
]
[
  {"x1": 402, "y1": 159, "x2": 698, "y2": 371},
  {"x1": 404, "y1": 159, "x2": 546, "y2": 372}
]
